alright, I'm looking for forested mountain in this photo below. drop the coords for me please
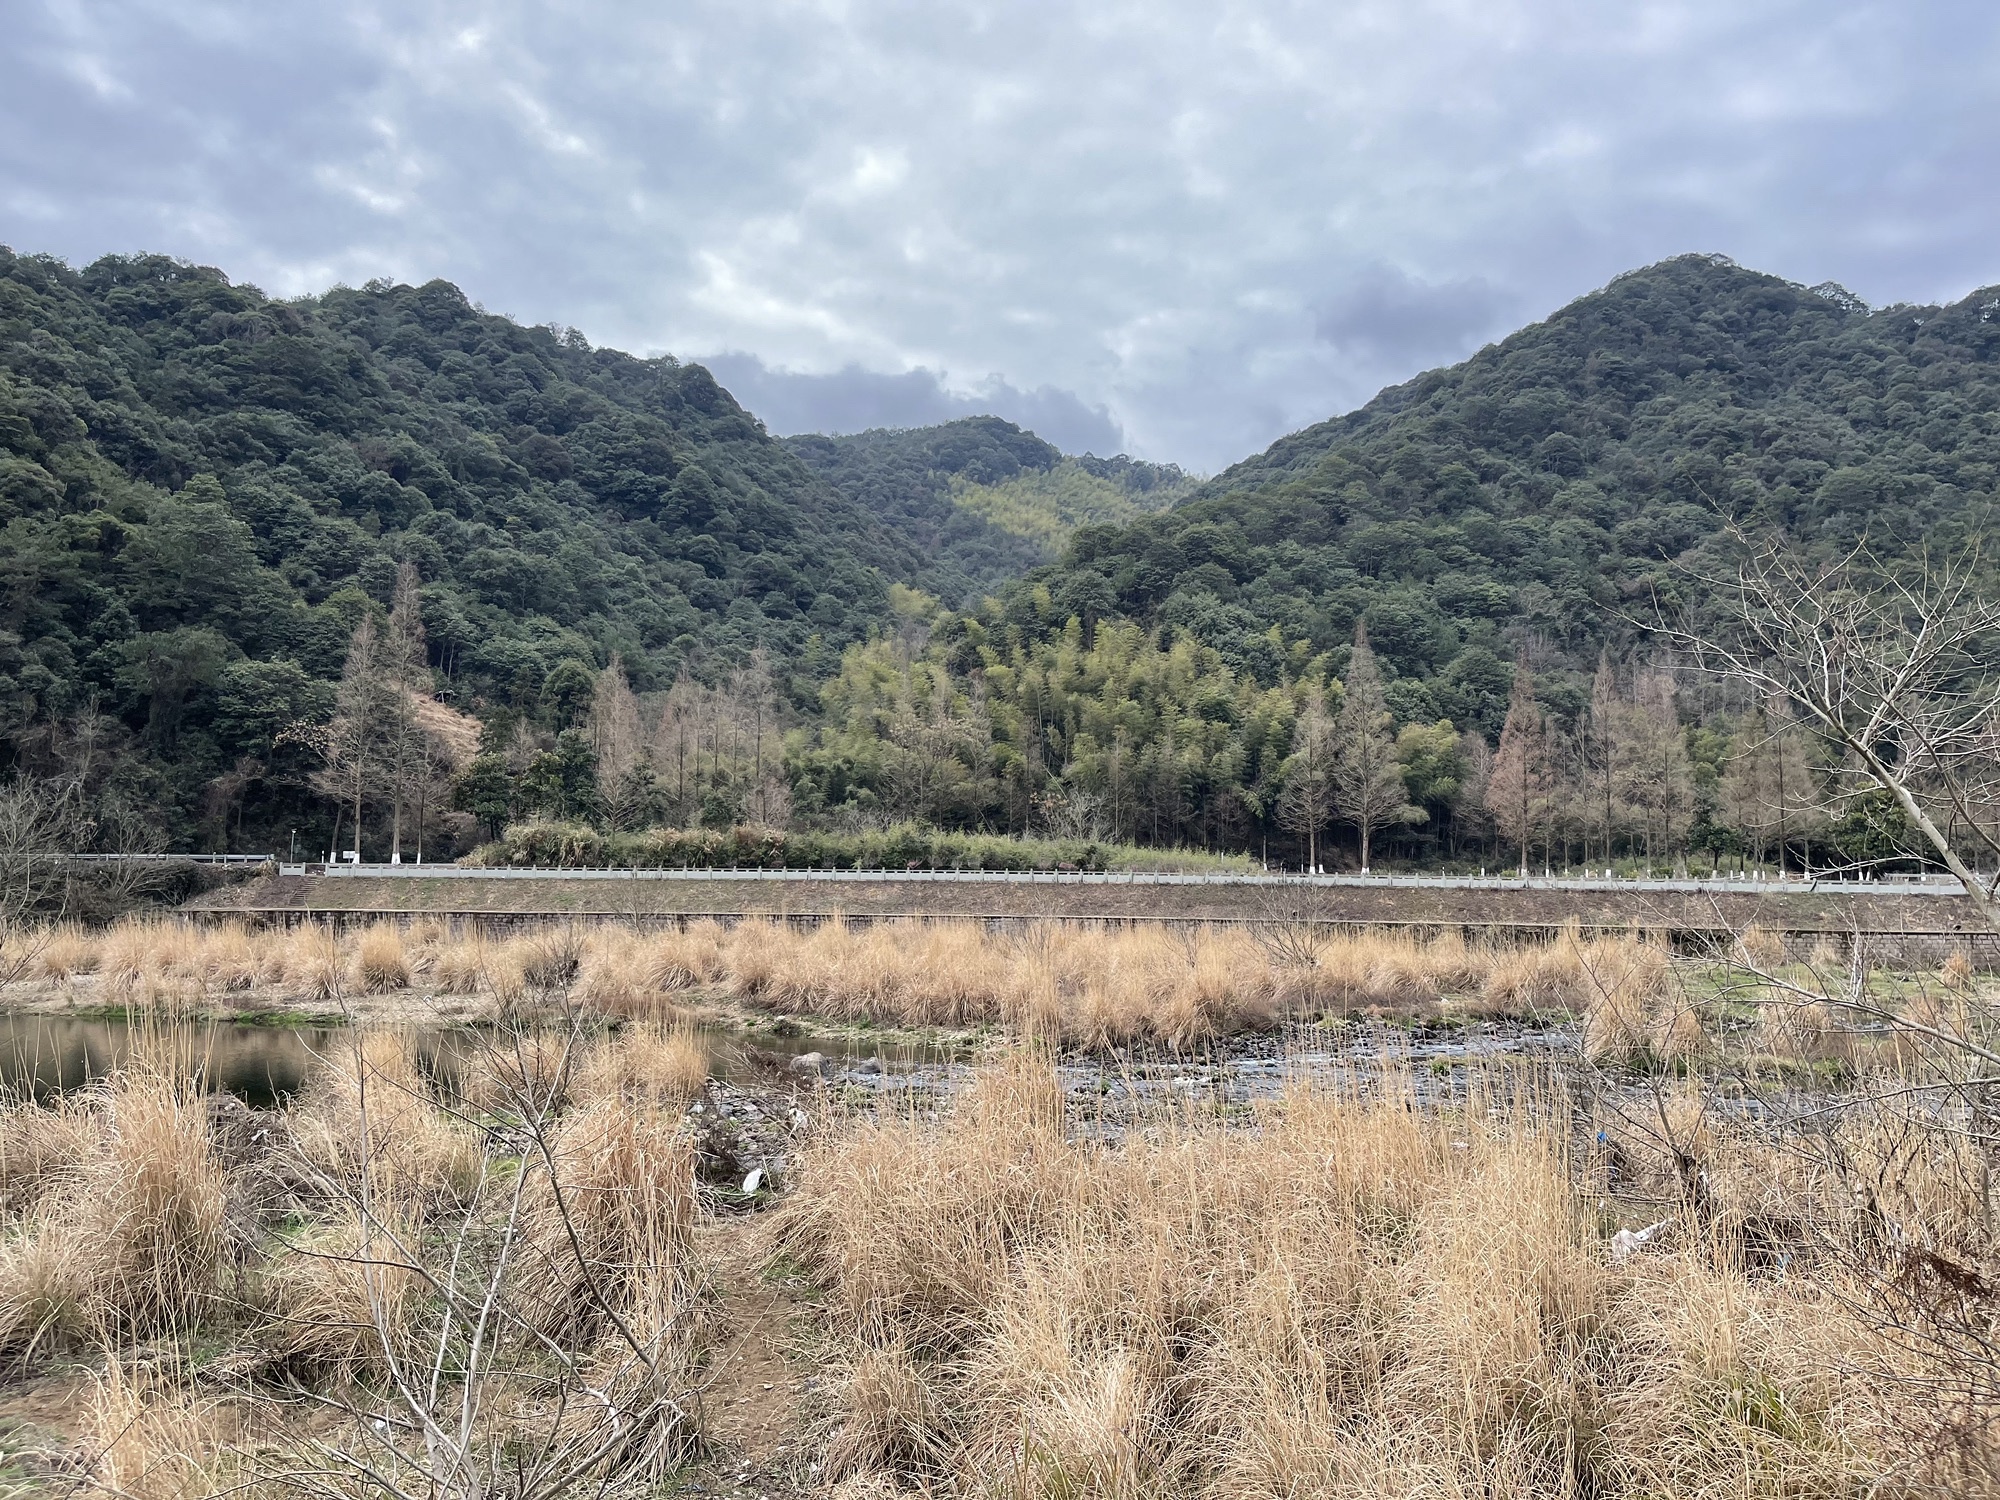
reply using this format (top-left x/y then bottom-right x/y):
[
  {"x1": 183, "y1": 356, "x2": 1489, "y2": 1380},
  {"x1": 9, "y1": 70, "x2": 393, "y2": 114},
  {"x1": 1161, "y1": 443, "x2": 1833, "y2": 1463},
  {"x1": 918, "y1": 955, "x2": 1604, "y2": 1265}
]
[
  {"x1": 788, "y1": 255, "x2": 2000, "y2": 867},
  {"x1": 0, "y1": 248, "x2": 937, "y2": 849},
  {"x1": 785, "y1": 419, "x2": 1189, "y2": 604},
  {"x1": 1033, "y1": 254, "x2": 2000, "y2": 712},
  {"x1": 8, "y1": 245, "x2": 1999, "y2": 868}
]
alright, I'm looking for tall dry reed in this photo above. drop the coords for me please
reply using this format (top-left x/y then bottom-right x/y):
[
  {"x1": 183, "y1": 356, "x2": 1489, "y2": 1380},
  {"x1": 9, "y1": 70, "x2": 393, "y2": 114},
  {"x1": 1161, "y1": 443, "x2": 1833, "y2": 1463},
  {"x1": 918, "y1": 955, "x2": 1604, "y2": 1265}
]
[
  {"x1": 0, "y1": 1056, "x2": 232, "y2": 1352},
  {"x1": 783, "y1": 1053, "x2": 1928, "y2": 1497},
  {"x1": 290, "y1": 1030, "x2": 480, "y2": 1207},
  {"x1": 1, "y1": 917, "x2": 1677, "y2": 1046}
]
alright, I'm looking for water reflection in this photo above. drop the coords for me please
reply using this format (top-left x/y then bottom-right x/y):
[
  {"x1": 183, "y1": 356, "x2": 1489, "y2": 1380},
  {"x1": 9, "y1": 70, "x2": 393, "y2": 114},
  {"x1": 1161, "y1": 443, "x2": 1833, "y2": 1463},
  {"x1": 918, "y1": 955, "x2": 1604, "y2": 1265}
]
[
  {"x1": 0, "y1": 1013, "x2": 962, "y2": 1107},
  {"x1": 0, "y1": 1014, "x2": 344, "y2": 1108}
]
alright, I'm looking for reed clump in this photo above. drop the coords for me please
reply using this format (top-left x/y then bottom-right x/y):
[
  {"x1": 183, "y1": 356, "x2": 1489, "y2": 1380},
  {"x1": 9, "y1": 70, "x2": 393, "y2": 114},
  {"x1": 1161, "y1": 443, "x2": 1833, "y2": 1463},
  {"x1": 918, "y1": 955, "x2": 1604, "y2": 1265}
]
[
  {"x1": 513, "y1": 1098, "x2": 697, "y2": 1343},
  {"x1": 573, "y1": 1024, "x2": 710, "y2": 1108},
  {"x1": 260, "y1": 1206, "x2": 424, "y2": 1382},
  {"x1": 0, "y1": 1058, "x2": 233, "y2": 1353},
  {"x1": 289, "y1": 1031, "x2": 480, "y2": 1208},
  {"x1": 783, "y1": 1054, "x2": 1929, "y2": 1497},
  {"x1": 0, "y1": 916, "x2": 1677, "y2": 1046},
  {"x1": 0, "y1": 1020, "x2": 713, "y2": 1492},
  {"x1": 85, "y1": 1353, "x2": 222, "y2": 1500},
  {"x1": 35, "y1": 922, "x2": 98, "y2": 982},
  {"x1": 352, "y1": 921, "x2": 411, "y2": 994}
]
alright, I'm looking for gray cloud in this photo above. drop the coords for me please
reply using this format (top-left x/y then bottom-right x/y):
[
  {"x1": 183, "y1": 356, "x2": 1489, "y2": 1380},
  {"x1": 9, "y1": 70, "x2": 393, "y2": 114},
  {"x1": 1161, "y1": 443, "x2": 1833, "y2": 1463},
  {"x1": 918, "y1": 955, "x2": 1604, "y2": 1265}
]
[
  {"x1": 4, "y1": 2, "x2": 2000, "y2": 471},
  {"x1": 701, "y1": 356, "x2": 1125, "y2": 457},
  {"x1": 1314, "y1": 269, "x2": 1515, "y2": 367}
]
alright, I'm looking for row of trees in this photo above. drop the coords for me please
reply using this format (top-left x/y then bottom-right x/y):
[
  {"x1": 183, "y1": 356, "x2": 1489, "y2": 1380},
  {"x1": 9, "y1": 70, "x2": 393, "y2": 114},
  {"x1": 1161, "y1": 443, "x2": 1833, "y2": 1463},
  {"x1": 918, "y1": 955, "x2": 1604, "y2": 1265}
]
[
  {"x1": 1476, "y1": 657, "x2": 1826, "y2": 877},
  {"x1": 305, "y1": 546, "x2": 1968, "y2": 881},
  {"x1": 406, "y1": 599, "x2": 1869, "y2": 874},
  {"x1": 1237, "y1": 629, "x2": 1837, "y2": 877},
  {"x1": 311, "y1": 565, "x2": 479, "y2": 861},
  {"x1": 444, "y1": 655, "x2": 790, "y2": 845}
]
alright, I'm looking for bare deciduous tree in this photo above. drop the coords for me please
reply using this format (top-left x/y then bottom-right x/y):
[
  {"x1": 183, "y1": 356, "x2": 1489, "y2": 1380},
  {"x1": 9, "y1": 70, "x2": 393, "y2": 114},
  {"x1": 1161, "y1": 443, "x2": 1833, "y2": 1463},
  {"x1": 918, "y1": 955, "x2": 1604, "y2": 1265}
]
[
  {"x1": 1328, "y1": 629, "x2": 1420, "y2": 872},
  {"x1": 313, "y1": 615, "x2": 398, "y2": 863},
  {"x1": 1656, "y1": 534, "x2": 2000, "y2": 926},
  {"x1": 591, "y1": 656, "x2": 650, "y2": 832},
  {"x1": 0, "y1": 774, "x2": 82, "y2": 927},
  {"x1": 1277, "y1": 685, "x2": 1336, "y2": 872},
  {"x1": 1486, "y1": 658, "x2": 1550, "y2": 877}
]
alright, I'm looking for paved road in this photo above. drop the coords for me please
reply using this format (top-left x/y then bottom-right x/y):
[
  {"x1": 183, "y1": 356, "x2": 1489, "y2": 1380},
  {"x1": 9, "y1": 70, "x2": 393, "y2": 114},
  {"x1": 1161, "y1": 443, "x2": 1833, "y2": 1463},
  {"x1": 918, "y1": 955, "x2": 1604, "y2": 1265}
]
[{"x1": 287, "y1": 862, "x2": 1970, "y2": 899}]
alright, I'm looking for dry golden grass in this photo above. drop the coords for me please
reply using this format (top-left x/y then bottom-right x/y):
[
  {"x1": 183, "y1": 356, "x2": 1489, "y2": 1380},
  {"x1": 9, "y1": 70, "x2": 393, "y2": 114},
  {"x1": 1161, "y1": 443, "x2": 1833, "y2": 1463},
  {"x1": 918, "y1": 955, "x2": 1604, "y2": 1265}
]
[
  {"x1": 646, "y1": 919, "x2": 730, "y2": 994},
  {"x1": 784, "y1": 1053, "x2": 1938, "y2": 1498},
  {"x1": 0, "y1": 1092, "x2": 97, "y2": 1215},
  {"x1": 1940, "y1": 949, "x2": 1976, "y2": 992},
  {"x1": 261, "y1": 1206, "x2": 423, "y2": 1382},
  {"x1": 1757, "y1": 995, "x2": 1855, "y2": 1064},
  {"x1": 98, "y1": 916, "x2": 166, "y2": 994},
  {"x1": 36, "y1": 922, "x2": 98, "y2": 981},
  {"x1": 4, "y1": 917, "x2": 1673, "y2": 1045},
  {"x1": 67, "y1": 1060, "x2": 233, "y2": 1332},
  {"x1": 428, "y1": 928, "x2": 490, "y2": 995},
  {"x1": 1737, "y1": 923, "x2": 1789, "y2": 968},
  {"x1": 291, "y1": 1030, "x2": 480, "y2": 1207},
  {"x1": 85, "y1": 1353, "x2": 221, "y2": 1500},
  {"x1": 0, "y1": 1019, "x2": 712, "y2": 1493},
  {"x1": 513, "y1": 1097, "x2": 697, "y2": 1343},
  {"x1": 715, "y1": 919, "x2": 1646, "y2": 1046},
  {"x1": 195, "y1": 921, "x2": 260, "y2": 992},
  {"x1": 575, "y1": 926, "x2": 650, "y2": 1013},
  {"x1": 1902, "y1": 986, "x2": 1975, "y2": 1049},
  {"x1": 0, "y1": 1057, "x2": 231, "y2": 1352},
  {"x1": 454, "y1": 1028, "x2": 581, "y2": 1115},
  {"x1": 352, "y1": 921, "x2": 411, "y2": 994},
  {"x1": 278, "y1": 924, "x2": 345, "y2": 1003},
  {"x1": 573, "y1": 1024, "x2": 709, "y2": 1108}
]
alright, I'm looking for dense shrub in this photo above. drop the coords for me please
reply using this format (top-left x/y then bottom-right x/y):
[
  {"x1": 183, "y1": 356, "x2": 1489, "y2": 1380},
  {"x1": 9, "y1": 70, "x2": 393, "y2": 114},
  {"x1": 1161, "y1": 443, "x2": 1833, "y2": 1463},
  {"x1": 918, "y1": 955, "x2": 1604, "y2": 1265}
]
[{"x1": 464, "y1": 820, "x2": 1253, "y2": 872}]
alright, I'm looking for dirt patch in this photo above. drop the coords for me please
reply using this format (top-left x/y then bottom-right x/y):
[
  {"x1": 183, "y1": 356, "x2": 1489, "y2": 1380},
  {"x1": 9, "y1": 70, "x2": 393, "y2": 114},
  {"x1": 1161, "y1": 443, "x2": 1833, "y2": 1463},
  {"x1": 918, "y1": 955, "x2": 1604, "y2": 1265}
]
[
  {"x1": 0, "y1": 1365, "x2": 92, "y2": 1492},
  {"x1": 688, "y1": 1216, "x2": 818, "y2": 1497}
]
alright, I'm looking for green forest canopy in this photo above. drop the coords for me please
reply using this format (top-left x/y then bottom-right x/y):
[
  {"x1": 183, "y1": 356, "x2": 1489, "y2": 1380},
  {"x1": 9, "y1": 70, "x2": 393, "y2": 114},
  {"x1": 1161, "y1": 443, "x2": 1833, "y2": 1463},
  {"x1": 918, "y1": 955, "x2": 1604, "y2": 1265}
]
[
  {"x1": 5, "y1": 247, "x2": 1999, "y2": 865},
  {"x1": 785, "y1": 255, "x2": 2000, "y2": 865},
  {"x1": 0, "y1": 251, "x2": 1070, "y2": 848}
]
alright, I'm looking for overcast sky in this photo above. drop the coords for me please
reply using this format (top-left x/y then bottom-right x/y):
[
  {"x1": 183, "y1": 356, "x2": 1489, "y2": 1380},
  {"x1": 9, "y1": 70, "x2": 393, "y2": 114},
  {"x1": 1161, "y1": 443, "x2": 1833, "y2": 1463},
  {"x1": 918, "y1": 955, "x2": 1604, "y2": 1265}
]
[{"x1": 5, "y1": 2, "x2": 1998, "y2": 472}]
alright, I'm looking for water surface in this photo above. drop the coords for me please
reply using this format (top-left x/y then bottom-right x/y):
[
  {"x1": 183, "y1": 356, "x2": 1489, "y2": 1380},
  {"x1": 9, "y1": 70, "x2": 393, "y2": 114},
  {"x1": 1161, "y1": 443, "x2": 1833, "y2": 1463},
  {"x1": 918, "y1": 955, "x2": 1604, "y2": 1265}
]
[{"x1": 0, "y1": 1012, "x2": 960, "y2": 1107}]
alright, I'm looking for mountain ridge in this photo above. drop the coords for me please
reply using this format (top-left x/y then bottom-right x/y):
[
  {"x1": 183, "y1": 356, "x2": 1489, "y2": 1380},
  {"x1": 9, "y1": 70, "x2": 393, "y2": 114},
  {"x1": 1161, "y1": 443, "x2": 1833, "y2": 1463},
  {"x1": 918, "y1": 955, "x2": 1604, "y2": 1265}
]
[{"x1": 5, "y1": 244, "x2": 1998, "y2": 857}]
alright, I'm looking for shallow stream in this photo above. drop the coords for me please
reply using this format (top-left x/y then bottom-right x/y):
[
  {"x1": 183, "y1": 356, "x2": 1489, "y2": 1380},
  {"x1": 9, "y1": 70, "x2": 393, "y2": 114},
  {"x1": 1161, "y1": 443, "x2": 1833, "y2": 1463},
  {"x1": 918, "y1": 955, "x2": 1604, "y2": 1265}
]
[{"x1": 0, "y1": 1012, "x2": 960, "y2": 1107}]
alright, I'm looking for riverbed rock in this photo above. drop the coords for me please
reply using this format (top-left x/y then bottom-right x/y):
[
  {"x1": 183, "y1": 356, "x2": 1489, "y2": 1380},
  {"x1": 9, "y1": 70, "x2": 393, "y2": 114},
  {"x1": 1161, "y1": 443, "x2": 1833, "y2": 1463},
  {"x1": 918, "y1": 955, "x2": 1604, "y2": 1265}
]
[{"x1": 788, "y1": 1052, "x2": 827, "y2": 1076}]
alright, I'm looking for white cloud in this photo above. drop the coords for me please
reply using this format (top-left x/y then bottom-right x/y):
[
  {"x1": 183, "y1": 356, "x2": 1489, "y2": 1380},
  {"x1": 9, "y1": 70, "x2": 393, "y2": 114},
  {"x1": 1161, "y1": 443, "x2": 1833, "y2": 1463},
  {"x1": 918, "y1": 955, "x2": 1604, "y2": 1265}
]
[{"x1": 2, "y1": 0, "x2": 1998, "y2": 470}]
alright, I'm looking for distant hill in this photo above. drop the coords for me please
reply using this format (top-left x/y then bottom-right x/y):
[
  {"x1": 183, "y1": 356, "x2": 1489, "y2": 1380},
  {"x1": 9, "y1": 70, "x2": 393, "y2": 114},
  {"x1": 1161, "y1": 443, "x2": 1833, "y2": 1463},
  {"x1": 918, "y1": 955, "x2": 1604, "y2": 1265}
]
[
  {"x1": 0, "y1": 248, "x2": 924, "y2": 842},
  {"x1": 786, "y1": 418, "x2": 1191, "y2": 602},
  {"x1": 1018, "y1": 254, "x2": 2000, "y2": 724},
  {"x1": 11, "y1": 245, "x2": 2000, "y2": 862},
  {"x1": 951, "y1": 453, "x2": 1193, "y2": 556}
]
